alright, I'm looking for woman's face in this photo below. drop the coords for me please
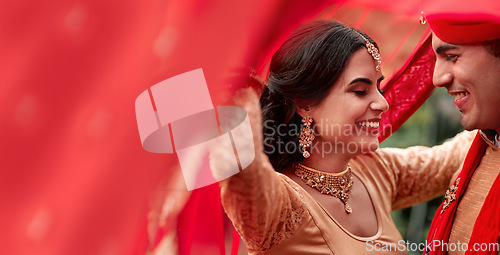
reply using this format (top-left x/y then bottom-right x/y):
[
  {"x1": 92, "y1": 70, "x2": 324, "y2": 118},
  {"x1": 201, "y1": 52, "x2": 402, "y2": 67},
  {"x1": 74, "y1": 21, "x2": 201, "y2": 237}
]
[{"x1": 301, "y1": 48, "x2": 388, "y2": 157}]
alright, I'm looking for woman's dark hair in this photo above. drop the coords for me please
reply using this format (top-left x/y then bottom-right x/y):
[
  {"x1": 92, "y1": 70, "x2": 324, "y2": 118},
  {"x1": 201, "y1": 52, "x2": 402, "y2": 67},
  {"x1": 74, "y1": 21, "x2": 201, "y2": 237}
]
[{"x1": 260, "y1": 20, "x2": 380, "y2": 171}]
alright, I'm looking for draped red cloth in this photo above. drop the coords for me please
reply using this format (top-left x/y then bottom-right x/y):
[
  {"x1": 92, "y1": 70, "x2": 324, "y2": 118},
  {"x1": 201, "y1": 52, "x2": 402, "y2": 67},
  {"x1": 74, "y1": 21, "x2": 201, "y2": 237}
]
[
  {"x1": 467, "y1": 171, "x2": 500, "y2": 255},
  {"x1": 424, "y1": 133, "x2": 488, "y2": 255},
  {"x1": 1, "y1": 2, "x2": 177, "y2": 255},
  {"x1": 1, "y1": 0, "x2": 458, "y2": 254},
  {"x1": 378, "y1": 32, "x2": 434, "y2": 142},
  {"x1": 423, "y1": 133, "x2": 500, "y2": 255},
  {"x1": 0, "y1": 1, "x2": 335, "y2": 254}
]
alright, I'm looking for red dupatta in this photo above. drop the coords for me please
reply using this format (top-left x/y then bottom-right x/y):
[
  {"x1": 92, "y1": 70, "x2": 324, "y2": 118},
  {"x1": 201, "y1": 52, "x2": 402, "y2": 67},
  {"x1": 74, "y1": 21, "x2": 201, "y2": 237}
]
[
  {"x1": 425, "y1": 132, "x2": 500, "y2": 255},
  {"x1": 424, "y1": 133, "x2": 489, "y2": 255},
  {"x1": 467, "y1": 167, "x2": 500, "y2": 255},
  {"x1": 0, "y1": 0, "x2": 454, "y2": 254}
]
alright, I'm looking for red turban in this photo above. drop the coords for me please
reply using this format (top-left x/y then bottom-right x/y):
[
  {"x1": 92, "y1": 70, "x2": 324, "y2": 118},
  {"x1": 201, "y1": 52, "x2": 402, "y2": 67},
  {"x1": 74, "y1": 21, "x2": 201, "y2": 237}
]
[{"x1": 424, "y1": 0, "x2": 500, "y2": 43}]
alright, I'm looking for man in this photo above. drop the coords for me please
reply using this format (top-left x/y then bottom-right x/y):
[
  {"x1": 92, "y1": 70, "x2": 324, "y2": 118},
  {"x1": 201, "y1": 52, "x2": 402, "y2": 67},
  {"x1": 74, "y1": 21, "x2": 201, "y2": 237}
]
[{"x1": 424, "y1": 4, "x2": 500, "y2": 255}]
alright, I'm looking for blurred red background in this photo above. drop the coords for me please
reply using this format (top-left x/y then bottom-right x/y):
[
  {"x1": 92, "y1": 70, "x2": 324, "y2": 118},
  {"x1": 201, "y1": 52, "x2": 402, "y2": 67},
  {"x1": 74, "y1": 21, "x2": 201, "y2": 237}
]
[{"x1": 1, "y1": 0, "x2": 480, "y2": 254}]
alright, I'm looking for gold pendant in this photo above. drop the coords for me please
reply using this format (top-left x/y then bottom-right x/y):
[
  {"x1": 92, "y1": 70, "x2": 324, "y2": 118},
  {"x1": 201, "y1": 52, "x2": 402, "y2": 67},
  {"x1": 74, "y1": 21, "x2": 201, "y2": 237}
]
[{"x1": 344, "y1": 203, "x2": 352, "y2": 214}]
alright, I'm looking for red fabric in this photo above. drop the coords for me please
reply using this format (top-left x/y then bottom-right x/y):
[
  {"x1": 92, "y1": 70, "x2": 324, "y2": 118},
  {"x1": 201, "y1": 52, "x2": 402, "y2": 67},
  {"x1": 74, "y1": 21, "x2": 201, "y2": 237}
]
[
  {"x1": 0, "y1": 1, "x2": 178, "y2": 255},
  {"x1": 465, "y1": 172, "x2": 500, "y2": 255},
  {"x1": 378, "y1": 32, "x2": 435, "y2": 142},
  {"x1": 424, "y1": 0, "x2": 500, "y2": 44},
  {"x1": 0, "y1": 0, "x2": 336, "y2": 254},
  {"x1": 1, "y1": 0, "x2": 473, "y2": 254},
  {"x1": 177, "y1": 184, "x2": 226, "y2": 255},
  {"x1": 231, "y1": 229, "x2": 241, "y2": 255},
  {"x1": 424, "y1": 132, "x2": 488, "y2": 255}
]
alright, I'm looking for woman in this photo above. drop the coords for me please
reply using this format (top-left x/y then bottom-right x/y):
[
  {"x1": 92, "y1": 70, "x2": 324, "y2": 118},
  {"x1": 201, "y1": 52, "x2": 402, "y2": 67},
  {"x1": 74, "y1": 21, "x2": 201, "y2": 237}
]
[{"x1": 219, "y1": 20, "x2": 473, "y2": 254}]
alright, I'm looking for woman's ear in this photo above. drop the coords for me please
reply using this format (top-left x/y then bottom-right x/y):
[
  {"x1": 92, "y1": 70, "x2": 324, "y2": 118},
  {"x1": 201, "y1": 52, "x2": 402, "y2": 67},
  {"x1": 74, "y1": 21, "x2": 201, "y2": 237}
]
[{"x1": 295, "y1": 104, "x2": 311, "y2": 118}]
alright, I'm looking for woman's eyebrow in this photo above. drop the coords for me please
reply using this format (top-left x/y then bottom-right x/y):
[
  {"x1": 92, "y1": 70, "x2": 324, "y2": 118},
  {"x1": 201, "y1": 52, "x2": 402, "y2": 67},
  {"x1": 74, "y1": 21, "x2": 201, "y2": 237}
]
[
  {"x1": 348, "y1": 77, "x2": 372, "y2": 86},
  {"x1": 348, "y1": 76, "x2": 384, "y2": 86}
]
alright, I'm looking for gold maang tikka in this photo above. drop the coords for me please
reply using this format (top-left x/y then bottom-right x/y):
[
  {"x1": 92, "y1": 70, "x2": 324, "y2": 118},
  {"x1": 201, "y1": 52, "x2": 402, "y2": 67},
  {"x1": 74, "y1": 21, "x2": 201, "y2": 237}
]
[
  {"x1": 352, "y1": 30, "x2": 381, "y2": 72},
  {"x1": 294, "y1": 163, "x2": 354, "y2": 214},
  {"x1": 299, "y1": 116, "x2": 315, "y2": 158}
]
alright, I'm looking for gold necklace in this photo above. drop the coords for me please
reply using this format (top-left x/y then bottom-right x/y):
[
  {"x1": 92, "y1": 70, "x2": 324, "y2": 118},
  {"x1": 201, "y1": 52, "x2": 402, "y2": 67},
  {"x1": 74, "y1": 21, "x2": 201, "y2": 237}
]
[{"x1": 294, "y1": 163, "x2": 353, "y2": 214}]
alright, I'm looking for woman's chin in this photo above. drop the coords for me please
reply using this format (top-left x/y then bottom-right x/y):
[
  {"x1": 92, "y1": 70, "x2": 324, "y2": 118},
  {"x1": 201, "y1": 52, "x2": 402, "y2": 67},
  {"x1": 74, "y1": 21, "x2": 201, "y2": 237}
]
[
  {"x1": 360, "y1": 138, "x2": 380, "y2": 154},
  {"x1": 367, "y1": 143, "x2": 379, "y2": 153}
]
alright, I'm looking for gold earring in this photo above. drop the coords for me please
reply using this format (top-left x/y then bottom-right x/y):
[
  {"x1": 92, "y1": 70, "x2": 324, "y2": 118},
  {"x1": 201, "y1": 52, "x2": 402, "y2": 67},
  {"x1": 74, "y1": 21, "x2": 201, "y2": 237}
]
[{"x1": 299, "y1": 116, "x2": 315, "y2": 158}]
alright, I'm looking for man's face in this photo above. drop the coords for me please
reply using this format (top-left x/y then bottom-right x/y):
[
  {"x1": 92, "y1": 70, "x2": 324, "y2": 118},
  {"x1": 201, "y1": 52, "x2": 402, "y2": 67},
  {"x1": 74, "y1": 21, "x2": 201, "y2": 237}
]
[{"x1": 432, "y1": 34, "x2": 500, "y2": 131}]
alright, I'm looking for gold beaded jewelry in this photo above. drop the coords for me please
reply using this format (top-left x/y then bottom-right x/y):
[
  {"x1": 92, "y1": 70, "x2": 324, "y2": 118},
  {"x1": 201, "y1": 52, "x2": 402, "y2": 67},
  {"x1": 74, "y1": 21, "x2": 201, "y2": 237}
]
[
  {"x1": 294, "y1": 163, "x2": 353, "y2": 214},
  {"x1": 352, "y1": 30, "x2": 381, "y2": 72},
  {"x1": 299, "y1": 116, "x2": 315, "y2": 158}
]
